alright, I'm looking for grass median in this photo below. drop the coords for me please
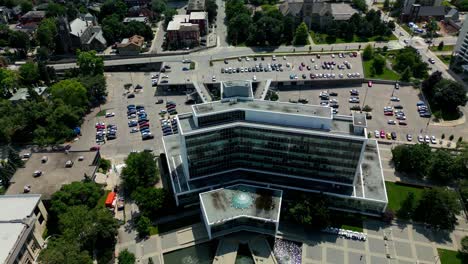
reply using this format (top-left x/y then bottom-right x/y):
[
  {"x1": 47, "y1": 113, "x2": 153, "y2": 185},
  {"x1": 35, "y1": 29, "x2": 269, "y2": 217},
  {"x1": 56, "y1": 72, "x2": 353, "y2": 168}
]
[{"x1": 363, "y1": 60, "x2": 400, "y2": 81}]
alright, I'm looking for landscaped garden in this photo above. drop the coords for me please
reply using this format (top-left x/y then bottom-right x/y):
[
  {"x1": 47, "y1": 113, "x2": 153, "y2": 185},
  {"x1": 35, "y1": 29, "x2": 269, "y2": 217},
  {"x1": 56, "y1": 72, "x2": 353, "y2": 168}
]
[{"x1": 385, "y1": 181, "x2": 424, "y2": 212}]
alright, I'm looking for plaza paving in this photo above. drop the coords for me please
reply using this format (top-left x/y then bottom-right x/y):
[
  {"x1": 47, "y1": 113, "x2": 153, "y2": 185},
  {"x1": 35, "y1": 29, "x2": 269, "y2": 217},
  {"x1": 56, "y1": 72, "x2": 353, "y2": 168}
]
[{"x1": 116, "y1": 219, "x2": 462, "y2": 264}]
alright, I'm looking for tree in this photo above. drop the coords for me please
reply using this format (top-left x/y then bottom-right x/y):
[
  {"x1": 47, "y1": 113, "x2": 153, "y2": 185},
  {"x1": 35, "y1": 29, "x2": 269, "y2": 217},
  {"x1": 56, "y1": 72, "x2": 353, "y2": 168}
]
[
  {"x1": 432, "y1": 79, "x2": 467, "y2": 112},
  {"x1": 20, "y1": 0, "x2": 33, "y2": 13},
  {"x1": 288, "y1": 194, "x2": 330, "y2": 229},
  {"x1": 391, "y1": 144, "x2": 432, "y2": 178},
  {"x1": 77, "y1": 50, "x2": 104, "y2": 76},
  {"x1": 50, "y1": 182, "x2": 103, "y2": 216},
  {"x1": 428, "y1": 149, "x2": 454, "y2": 183},
  {"x1": 388, "y1": 20, "x2": 396, "y2": 31},
  {"x1": 46, "y1": 2, "x2": 66, "y2": 17},
  {"x1": 8, "y1": 29, "x2": 30, "y2": 57},
  {"x1": 0, "y1": 68, "x2": 18, "y2": 98},
  {"x1": 293, "y1": 22, "x2": 308, "y2": 45},
  {"x1": 400, "y1": 67, "x2": 412, "y2": 81},
  {"x1": 362, "y1": 44, "x2": 373, "y2": 60},
  {"x1": 132, "y1": 187, "x2": 166, "y2": 217},
  {"x1": 19, "y1": 62, "x2": 39, "y2": 85},
  {"x1": 462, "y1": 236, "x2": 468, "y2": 254},
  {"x1": 352, "y1": 0, "x2": 367, "y2": 12},
  {"x1": 151, "y1": 0, "x2": 167, "y2": 13},
  {"x1": 38, "y1": 238, "x2": 93, "y2": 264},
  {"x1": 37, "y1": 18, "x2": 58, "y2": 50},
  {"x1": 101, "y1": 14, "x2": 126, "y2": 44},
  {"x1": 413, "y1": 188, "x2": 461, "y2": 230},
  {"x1": 422, "y1": 71, "x2": 442, "y2": 98},
  {"x1": 100, "y1": 0, "x2": 127, "y2": 21},
  {"x1": 227, "y1": 13, "x2": 251, "y2": 45},
  {"x1": 426, "y1": 18, "x2": 438, "y2": 40},
  {"x1": 136, "y1": 215, "x2": 151, "y2": 237},
  {"x1": 50, "y1": 79, "x2": 88, "y2": 108},
  {"x1": 78, "y1": 74, "x2": 107, "y2": 105},
  {"x1": 383, "y1": 0, "x2": 390, "y2": 10},
  {"x1": 121, "y1": 152, "x2": 160, "y2": 194},
  {"x1": 7, "y1": 148, "x2": 23, "y2": 169},
  {"x1": 282, "y1": 15, "x2": 296, "y2": 44},
  {"x1": 438, "y1": 41, "x2": 444, "y2": 51},
  {"x1": 206, "y1": 0, "x2": 218, "y2": 23},
  {"x1": 118, "y1": 249, "x2": 135, "y2": 264},
  {"x1": 372, "y1": 55, "x2": 385, "y2": 75}
]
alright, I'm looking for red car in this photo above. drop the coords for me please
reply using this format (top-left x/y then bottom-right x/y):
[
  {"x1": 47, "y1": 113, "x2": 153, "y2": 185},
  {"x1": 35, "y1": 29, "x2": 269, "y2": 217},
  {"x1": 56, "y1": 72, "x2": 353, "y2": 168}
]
[
  {"x1": 368, "y1": 81, "x2": 373, "y2": 87},
  {"x1": 139, "y1": 122, "x2": 150, "y2": 127},
  {"x1": 384, "y1": 111, "x2": 393, "y2": 116},
  {"x1": 90, "y1": 146, "x2": 100, "y2": 151},
  {"x1": 310, "y1": 73, "x2": 316, "y2": 79},
  {"x1": 380, "y1": 130, "x2": 386, "y2": 138}
]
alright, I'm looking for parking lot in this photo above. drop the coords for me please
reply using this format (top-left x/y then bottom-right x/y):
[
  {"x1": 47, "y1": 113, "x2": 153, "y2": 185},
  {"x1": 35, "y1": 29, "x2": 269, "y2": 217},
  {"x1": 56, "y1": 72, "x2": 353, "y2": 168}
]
[
  {"x1": 72, "y1": 72, "x2": 193, "y2": 158},
  {"x1": 277, "y1": 82, "x2": 464, "y2": 143},
  {"x1": 157, "y1": 53, "x2": 364, "y2": 86}
]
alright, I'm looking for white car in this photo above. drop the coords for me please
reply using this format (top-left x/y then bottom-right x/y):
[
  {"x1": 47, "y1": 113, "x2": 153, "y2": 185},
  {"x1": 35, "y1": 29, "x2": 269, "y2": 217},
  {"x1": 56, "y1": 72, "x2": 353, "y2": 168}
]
[
  {"x1": 407, "y1": 134, "x2": 413, "y2": 141},
  {"x1": 253, "y1": 75, "x2": 257, "y2": 81},
  {"x1": 151, "y1": 74, "x2": 158, "y2": 79},
  {"x1": 424, "y1": 135, "x2": 430, "y2": 143},
  {"x1": 105, "y1": 112, "x2": 115, "y2": 118},
  {"x1": 387, "y1": 120, "x2": 396, "y2": 125},
  {"x1": 246, "y1": 57, "x2": 250, "y2": 61},
  {"x1": 130, "y1": 128, "x2": 139, "y2": 133},
  {"x1": 374, "y1": 130, "x2": 380, "y2": 138},
  {"x1": 418, "y1": 135, "x2": 424, "y2": 142},
  {"x1": 212, "y1": 75, "x2": 216, "y2": 82},
  {"x1": 283, "y1": 56, "x2": 287, "y2": 60},
  {"x1": 430, "y1": 136, "x2": 437, "y2": 144},
  {"x1": 390, "y1": 97, "x2": 400, "y2": 102}
]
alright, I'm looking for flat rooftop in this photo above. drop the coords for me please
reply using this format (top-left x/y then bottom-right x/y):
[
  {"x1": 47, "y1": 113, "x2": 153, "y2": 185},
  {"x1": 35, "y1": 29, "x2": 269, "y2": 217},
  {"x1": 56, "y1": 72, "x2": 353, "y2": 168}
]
[
  {"x1": 193, "y1": 99, "x2": 332, "y2": 117},
  {"x1": 0, "y1": 194, "x2": 41, "y2": 264},
  {"x1": 6, "y1": 151, "x2": 99, "y2": 199},
  {"x1": 200, "y1": 184, "x2": 282, "y2": 225},
  {"x1": 357, "y1": 140, "x2": 387, "y2": 202},
  {"x1": 0, "y1": 194, "x2": 40, "y2": 221}
]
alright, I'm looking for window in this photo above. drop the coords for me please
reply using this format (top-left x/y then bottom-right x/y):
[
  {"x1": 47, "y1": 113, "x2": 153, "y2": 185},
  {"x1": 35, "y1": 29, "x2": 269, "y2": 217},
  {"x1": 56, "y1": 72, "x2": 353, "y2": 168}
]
[{"x1": 38, "y1": 215, "x2": 44, "y2": 225}]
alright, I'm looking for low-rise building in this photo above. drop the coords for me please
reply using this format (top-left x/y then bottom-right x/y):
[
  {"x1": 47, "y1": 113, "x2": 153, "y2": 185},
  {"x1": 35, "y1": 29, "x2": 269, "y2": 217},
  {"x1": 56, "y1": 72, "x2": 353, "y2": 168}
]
[
  {"x1": 6, "y1": 151, "x2": 100, "y2": 200},
  {"x1": 401, "y1": 0, "x2": 449, "y2": 21},
  {"x1": 279, "y1": 0, "x2": 358, "y2": 29},
  {"x1": 167, "y1": 15, "x2": 200, "y2": 48},
  {"x1": 8, "y1": 87, "x2": 47, "y2": 102},
  {"x1": 454, "y1": 19, "x2": 468, "y2": 73},
  {"x1": 0, "y1": 194, "x2": 48, "y2": 264},
  {"x1": 117, "y1": 35, "x2": 145, "y2": 55},
  {"x1": 19, "y1": 11, "x2": 45, "y2": 25},
  {"x1": 189, "y1": 12, "x2": 208, "y2": 35}
]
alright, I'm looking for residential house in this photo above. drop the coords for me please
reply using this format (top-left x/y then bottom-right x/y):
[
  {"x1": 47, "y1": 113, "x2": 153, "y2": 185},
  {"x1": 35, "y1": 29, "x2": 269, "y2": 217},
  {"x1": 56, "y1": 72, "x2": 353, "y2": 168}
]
[
  {"x1": 19, "y1": 11, "x2": 45, "y2": 25},
  {"x1": 117, "y1": 35, "x2": 144, "y2": 55},
  {"x1": 279, "y1": 0, "x2": 358, "y2": 29},
  {"x1": 167, "y1": 15, "x2": 200, "y2": 48},
  {"x1": 57, "y1": 15, "x2": 107, "y2": 53},
  {"x1": 0, "y1": 6, "x2": 14, "y2": 24},
  {"x1": 0, "y1": 194, "x2": 48, "y2": 264}
]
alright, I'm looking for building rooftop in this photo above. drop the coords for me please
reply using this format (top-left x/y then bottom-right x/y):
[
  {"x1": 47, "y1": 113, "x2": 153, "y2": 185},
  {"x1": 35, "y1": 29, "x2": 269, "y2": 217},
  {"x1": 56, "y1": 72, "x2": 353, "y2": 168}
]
[
  {"x1": 189, "y1": 11, "x2": 207, "y2": 20},
  {"x1": 330, "y1": 3, "x2": 358, "y2": 20},
  {"x1": 0, "y1": 194, "x2": 40, "y2": 221},
  {"x1": 117, "y1": 35, "x2": 144, "y2": 48},
  {"x1": 193, "y1": 99, "x2": 332, "y2": 117},
  {"x1": 167, "y1": 15, "x2": 199, "y2": 31},
  {"x1": 20, "y1": 11, "x2": 45, "y2": 19},
  {"x1": 123, "y1": 16, "x2": 148, "y2": 23},
  {"x1": 200, "y1": 184, "x2": 282, "y2": 225},
  {"x1": 9, "y1": 87, "x2": 47, "y2": 101},
  {"x1": 221, "y1": 80, "x2": 253, "y2": 99},
  {"x1": 6, "y1": 151, "x2": 99, "y2": 199},
  {"x1": 0, "y1": 194, "x2": 41, "y2": 264},
  {"x1": 70, "y1": 18, "x2": 90, "y2": 37}
]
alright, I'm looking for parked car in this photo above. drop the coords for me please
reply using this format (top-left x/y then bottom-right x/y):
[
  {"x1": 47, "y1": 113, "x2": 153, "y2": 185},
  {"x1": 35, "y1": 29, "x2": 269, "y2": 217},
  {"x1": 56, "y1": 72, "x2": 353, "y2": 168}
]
[
  {"x1": 406, "y1": 134, "x2": 413, "y2": 141},
  {"x1": 368, "y1": 81, "x2": 373, "y2": 87},
  {"x1": 391, "y1": 132, "x2": 397, "y2": 140},
  {"x1": 127, "y1": 93, "x2": 135, "y2": 98},
  {"x1": 430, "y1": 136, "x2": 437, "y2": 144},
  {"x1": 390, "y1": 97, "x2": 400, "y2": 102},
  {"x1": 387, "y1": 120, "x2": 396, "y2": 125}
]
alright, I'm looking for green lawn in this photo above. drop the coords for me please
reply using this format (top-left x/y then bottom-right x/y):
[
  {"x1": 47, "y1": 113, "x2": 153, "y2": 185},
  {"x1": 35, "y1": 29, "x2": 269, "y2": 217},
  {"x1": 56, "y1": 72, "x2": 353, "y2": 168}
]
[
  {"x1": 96, "y1": 109, "x2": 108, "y2": 117},
  {"x1": 363, "y1": 59, "x2": 400, "y2": 81},
  {"x1": 311, "y1": 32, "x2": 397, "y2": 44},
  {"x1": 437, "y1": 55, "x2": 452, "y2": 65},
  {"x1": 430, "y1": 45, "x2": 455, "y2": 52},
  {"x1": 385, "y1": 182, "x2": 425, "y2": 212},
  {"x1": 437, "y1": 248, "x2": 466, "y2": 264},
  {"x1": 96, "y1": 190, "x2": 111, "y2": 209},
  {"x1": 330, "y1": 212, "x2": 365, "y2": 232}
]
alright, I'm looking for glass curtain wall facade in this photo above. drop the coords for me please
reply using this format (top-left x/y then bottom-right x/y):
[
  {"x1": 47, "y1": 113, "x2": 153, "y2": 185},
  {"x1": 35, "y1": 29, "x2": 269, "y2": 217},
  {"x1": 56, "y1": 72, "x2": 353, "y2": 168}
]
[
  {"x1": 209, "y1": 217, "x2": 277, "y2": 238},
  {"x1": 185, "y1": 126, "x2": 363, "y2": 184}
]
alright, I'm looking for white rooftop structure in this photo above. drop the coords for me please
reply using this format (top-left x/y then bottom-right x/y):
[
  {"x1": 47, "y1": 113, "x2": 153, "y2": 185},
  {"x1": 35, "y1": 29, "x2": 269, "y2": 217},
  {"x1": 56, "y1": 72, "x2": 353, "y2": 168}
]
[
  {"x1": 189, "y1": 11, "x2": 207, "y2": 20},
  {"x1": 0, "y1": 194, "x2": 41, "y2": 264},
  {"x1": 70, "y1": 17, "x2": 89, "y2": 37}
]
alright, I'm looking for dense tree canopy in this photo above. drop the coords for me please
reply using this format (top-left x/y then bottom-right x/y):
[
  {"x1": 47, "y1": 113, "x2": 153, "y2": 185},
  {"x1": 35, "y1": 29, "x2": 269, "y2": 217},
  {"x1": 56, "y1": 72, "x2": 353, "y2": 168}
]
[
  {"x1": 38, "y1": 238, "x2": 93, "y2": 264},
  {"x1": 118, "y1": 249, "x2": 136, "y2": 264},
  {"x1": 50, "y1": 79, "x2": 88, "y2": 109},
  {"x1": 121, "y1": 152, "x2": 160, "y2": 194},
  {"x1": 102, "y1": 15, "x2": 154, "y2": 44},
  {"x1": 100, "y1": 0, "x2": 128, "y2": 21},
  {"x1": 19, "y1": 62, "x2": 39, "y2": 85},
  {"x1": 362, "y1": 45, "x2": 373, "y2": 60},
  {"x1": 392, "y1": 144, "x2": 432, "y2": 178},
  {"x1": 8, "y1": 30, "x2": 30, "y2": 57},
  {"x1": 132, "y1": 187, "x2": 167, "y2": 218},
  {"x1": 352, "y1": 0, "x2": 367, "y2": 12},
  {"x1": 288, "y1": 194, "x2": 331, "y2": 229},
  {"x1": 50, "y1": 181, "x2": 103, "y2": 216},
  {"x1": 37, "y1": 18, "x2": 58, "y2": 51},
  {"x1": 293, "y1": 22, "x2": 309, "y2": 45},
  {"x1": 393, "y1": 47, "x2": 428, "y2": 79},
  {"x1": 432, "y1": 79, "x2": 467, "y2": 112},
  {"x1": 413, "y1": 188, "x2": 461, "y2": 230},
  {"x1": 77, "y1": 50, "x2": 104, "y2": 76}
]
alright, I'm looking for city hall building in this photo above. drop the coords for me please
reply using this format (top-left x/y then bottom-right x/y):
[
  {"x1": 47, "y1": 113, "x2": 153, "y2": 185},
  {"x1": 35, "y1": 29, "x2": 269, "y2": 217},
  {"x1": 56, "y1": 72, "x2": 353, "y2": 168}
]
[{"x1": 162, "y1": 81, "x2": 387, "y2": 238}]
